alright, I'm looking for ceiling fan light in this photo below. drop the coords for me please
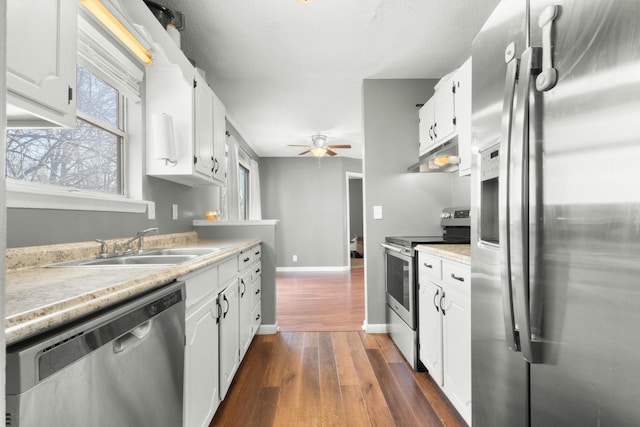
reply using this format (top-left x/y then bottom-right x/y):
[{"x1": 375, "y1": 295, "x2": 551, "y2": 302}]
[
  {"x1": 310, "y1": 147, "x2": 327, "y2": 157},
  {"x1": 311, "y1": 134, "x2": 327, "y2": 146}
]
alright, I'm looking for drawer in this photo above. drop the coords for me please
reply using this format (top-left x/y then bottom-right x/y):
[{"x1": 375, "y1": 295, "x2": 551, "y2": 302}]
[
  {"x1": 182, "y1": 265, "x2": 218, "y2": 309},
  {"x1": 252, "y1": 301, "x2": 262, "y2": 330},
  {"x1": 419, "y1": 252, "x2": 442, "y2": 282},
  {"x1": 252, "y1": 245, "x2": 262, "y2": 262},
  {"x1": 219, "y1": 257, "x2": 237, "y2": 284},
  {"x1": 442, "y1": 260, "x2": 471, "y2": 291},
  {"x1": 251, "y1": 261, "x2": 262, "y2": 282},
  {"x1": 238, "y1": 249, "x2": 253, "y2": 271},
  {"x1": 252, "y1": 275, "x2": 261, "y2": 309}
]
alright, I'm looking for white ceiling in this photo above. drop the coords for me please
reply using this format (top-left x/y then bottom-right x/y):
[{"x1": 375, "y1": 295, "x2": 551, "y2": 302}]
[{"x1": 159, "y1": 0, "x2": 499, "y2": 159}]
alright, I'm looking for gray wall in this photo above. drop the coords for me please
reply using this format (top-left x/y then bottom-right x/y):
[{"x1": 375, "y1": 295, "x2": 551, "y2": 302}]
[
  {"x1": 261, "y1": 156, "x2": 362, "y2": 268},
  {"x1": 1, "y1": 0, "x2": 7, "y2": 414},
  {"x1": 362, "y1": 79, "x2": 468, "y2": 327},
  {"x1": 349, "y1": 178, "x2": 363, "y2": 238}
]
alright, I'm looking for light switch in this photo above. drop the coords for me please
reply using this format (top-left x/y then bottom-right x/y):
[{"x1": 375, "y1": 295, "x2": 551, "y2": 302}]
[
  {"x1": 172, "y1": 204, "x2": 178, "y2": 220},
  {"x1": 147, "y1": 202, "x2": 156, "y2": 220},
  {"x1": 373, "y1": 205, "x2": 383, "y2": 220}
]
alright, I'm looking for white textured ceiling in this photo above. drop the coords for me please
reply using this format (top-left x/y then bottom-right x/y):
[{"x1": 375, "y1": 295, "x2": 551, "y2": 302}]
[{"x1": 159, "y1": 0, "x2": 499, "y2": 159}]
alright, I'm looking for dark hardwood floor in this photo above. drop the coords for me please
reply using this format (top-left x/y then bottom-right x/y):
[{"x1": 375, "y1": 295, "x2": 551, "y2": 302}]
[{"x1": 210, "y1": 264, "x2": 466, "y2": 427}]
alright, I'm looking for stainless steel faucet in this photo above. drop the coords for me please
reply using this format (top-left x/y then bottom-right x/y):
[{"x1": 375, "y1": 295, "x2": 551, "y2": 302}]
[{"x1": 122, "y1": 228, "x2": 159, "y2": 254}]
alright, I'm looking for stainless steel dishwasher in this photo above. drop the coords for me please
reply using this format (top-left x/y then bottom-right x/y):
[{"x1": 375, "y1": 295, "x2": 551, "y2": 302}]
[{"x1": 6, "y1": 281, "x2": 186, "y2": 427}]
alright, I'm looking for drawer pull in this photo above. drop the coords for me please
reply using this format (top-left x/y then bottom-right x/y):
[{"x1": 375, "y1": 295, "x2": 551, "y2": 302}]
[
  {"x1": 451, "y1": 273, "x2": 465, "y2": 282},
  {"x1": 244, "y1": 257, "x2": 250, "y2": 263},
  {"x1": 255, "y1": 251, "x2": 261, "y2": 256},
  {"x1": 424, "y1": 262, "x2": 433, "y2": 269},
  {"x1": 255, "y1": 289, "x2": 261, "y2": 295},
  {"x1": 255, "y1": 313, "x2": 261, "y2": 321},
  {"x1": 255, "y1": 268, "x2": 261, "y2": 274}
]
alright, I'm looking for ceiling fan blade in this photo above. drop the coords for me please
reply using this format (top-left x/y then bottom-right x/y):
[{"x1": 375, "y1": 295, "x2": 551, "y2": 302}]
[
  {"x1": 288, "y1": 144, "x2": 310, "y2": 147},
  {"x1": 327, "y1": 144, "x2": 352, "y2": 149},
  {"x1": 326, "y1": 149, "x2": 338, "y2": 156},
  {"x1": 298, "y1": 149, "x2": 311, "y2": 155}
]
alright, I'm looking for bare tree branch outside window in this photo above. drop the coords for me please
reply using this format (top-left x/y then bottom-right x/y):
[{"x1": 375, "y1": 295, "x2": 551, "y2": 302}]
[{"x1": 5, "y1": 66, "x2": 124, "y2": 194}]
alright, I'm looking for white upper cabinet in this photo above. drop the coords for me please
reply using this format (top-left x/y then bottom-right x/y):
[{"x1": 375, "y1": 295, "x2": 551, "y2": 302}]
[
  {"x1": 454, "y1": 57, "x2": 472, "y2": 176},
  {"x1": 419, "y1": 74, "x2": 456, "y2": 155},
  {"x1": 7, "y1": 0, "x2": 77, "y2": 128},
  {"x1": 194, "y1": 74, "x2": 216, "y2": 178},
  {"x1": 211, "y1": 92, "x2": 227, "y2": 185}
]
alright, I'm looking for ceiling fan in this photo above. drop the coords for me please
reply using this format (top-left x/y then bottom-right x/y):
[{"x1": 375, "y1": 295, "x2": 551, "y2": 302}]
[{"x1": 288, "y1": 134, "x2": 351, "y2": 157}]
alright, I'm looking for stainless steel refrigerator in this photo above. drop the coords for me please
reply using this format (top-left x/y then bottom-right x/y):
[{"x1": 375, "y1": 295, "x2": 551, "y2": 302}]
[{"x1": 471, "y1": 1, "x2": 640, "y2": 426}]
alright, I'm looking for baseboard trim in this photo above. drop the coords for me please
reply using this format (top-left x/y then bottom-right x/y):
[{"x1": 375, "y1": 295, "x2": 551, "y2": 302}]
[
  {"x1": 276, "y1": 266, "x2": 350, "y2": 272},
  {"x1": 257, "y1": 323, "x2": 278, "y2": 335},
  {"x1": 362, "y1": 321, "x2": 388, "y2": 334}
]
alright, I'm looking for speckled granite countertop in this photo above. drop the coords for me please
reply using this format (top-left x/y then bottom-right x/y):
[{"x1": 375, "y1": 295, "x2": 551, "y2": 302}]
[
  {"x1": 415, "y1": 244, "x2": 471, "y2": 265},
  {"x1": 6, "y1": 233, "x2": 260, "y2": 345}
]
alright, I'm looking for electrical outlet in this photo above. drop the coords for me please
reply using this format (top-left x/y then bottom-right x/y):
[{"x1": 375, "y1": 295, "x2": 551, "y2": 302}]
[
  {"x1": 147, "y1": 202, "x2": 156, "y2": 220},
  {"x1": 172, "y1": 204, "x2": 178, "y2": 220},
  {"x1": 292, "y1": 255, "x2": 298, "y2": 262}
]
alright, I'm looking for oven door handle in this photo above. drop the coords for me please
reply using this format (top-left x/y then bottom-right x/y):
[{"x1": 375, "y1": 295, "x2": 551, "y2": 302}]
[{"x1": 380, "y1": 243, "x2": 403, "y2": 253}]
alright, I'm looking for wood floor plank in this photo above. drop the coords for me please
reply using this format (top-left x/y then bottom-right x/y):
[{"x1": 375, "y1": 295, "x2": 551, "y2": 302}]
[
  {"x1": 270, "y1": 334, "x2": 304, "y2": 427},
  {"x1": 366, "y1": 348, "x2": 422, "y2": 426},
  {"x1": 210, "y1": 337, "x2": 274, "y2": 426},
  {"x1": 388, "y1": 362, "x2": 444, "y2": 427},
  {"x1": 347, "y1": 332, "x2": 396, "y2": 426},
  {"x1": 413, "y1": 371, "x2": 468, "y2": 427},
  {"x1": 262, "y1": 332, "x2": 303, "y2": 388},
  {"x1": 318, "y1": 333, "x2": 347, "y2": 426},
  {"x1": 331, "y1": 332, "x2": 360, "y2": 386},
  {"x1": 373, "y1": 332, "x2": 406, "y2": 364},
  {"x1": 340, "y1": 385, "x2": 372, "y2": 427},
  {"x1": 245, "y1": 386, "x2": 280, "y2": 427},
  {"x1": 296, "y1": 346, "x2": 322, "y2": 426}
]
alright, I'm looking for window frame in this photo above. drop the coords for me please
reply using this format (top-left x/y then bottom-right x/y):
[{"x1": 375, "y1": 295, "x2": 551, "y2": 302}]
[{"x1": 5, "y1": 16, "x2": 149, "y2": 214}]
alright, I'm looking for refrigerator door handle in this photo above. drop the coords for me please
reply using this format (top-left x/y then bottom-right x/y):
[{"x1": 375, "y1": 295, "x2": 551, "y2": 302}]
[
  {"x1": 499, "y1": 43, "x2": 520, "y2": 352},
  {"x1": 511, "y1": 46, "x2": 542, "y2": 364},
  {"x1": 536, "y1": 5, "x2": 560, "y2": 92}
]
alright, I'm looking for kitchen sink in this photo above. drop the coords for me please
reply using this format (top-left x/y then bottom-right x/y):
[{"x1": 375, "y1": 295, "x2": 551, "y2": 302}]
[{"x1": 44, "y1": 247, "x2": 222, "y2": 268}]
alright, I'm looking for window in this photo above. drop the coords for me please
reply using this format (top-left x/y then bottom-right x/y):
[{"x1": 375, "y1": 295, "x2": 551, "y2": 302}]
[
  {"x1": 6, "y1": 66, "x2": 125, "y2": 194},
  {"x1": 239, "y1": 163, "x2": 249, "y2": 220}
]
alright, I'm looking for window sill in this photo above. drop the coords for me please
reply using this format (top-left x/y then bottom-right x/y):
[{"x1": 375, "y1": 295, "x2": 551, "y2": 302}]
[{"x1": 7, "y1": 181, "x2": 150, "y2": 214}]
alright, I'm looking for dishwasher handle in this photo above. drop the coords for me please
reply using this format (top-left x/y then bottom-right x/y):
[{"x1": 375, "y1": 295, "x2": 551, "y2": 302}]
[{"x1": 113, "y1": 320, "x2": 153, "y2": 354}]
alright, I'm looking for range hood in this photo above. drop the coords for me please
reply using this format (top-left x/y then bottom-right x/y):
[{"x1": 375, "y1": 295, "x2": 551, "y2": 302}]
[{"x1": 407, "y1": 137, "x2": 460, "y2": 173}]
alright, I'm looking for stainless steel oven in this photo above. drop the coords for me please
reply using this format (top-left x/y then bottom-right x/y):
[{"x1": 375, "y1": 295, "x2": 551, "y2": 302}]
[{"x1": 382, "y1": 207, "x2": 470, "y2": 370}]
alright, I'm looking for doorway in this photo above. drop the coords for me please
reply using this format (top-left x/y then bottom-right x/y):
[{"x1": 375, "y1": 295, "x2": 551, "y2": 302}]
[{"x1": 346, "y1": 172, "x2": 363, "y2": 269}]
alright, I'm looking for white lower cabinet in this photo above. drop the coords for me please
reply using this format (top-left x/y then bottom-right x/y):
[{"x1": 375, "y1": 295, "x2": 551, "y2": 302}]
[
  {"x1": 183, "y1": 266, "x2": 220, "y2": 427},
  {"x1": 219, "y1": 278, "x2": 240, "y2": 400},
  {"x1": 182, "y1": 244, "x2": 262, "y2": 426},
  {"x1": 418, "y1": 252, "x2": 471, "y2": 425}
]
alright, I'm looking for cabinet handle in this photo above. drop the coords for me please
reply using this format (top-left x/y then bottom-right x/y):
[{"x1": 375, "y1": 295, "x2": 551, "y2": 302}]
[
  {"x1": 216, "y1": 300, "x2": 222, "y2": 324},
  {"x1": 255, "y1": 268, "x2": 261, "y2": 274},
  {"x1": 244, "y1": 257, "x2": 250, "y2": 263},
  {"x1": 439, "y1": 291, "x2": 446, "y2": 316},
  {"x1": 428, "y1": 125, "x2": 434, "y2": 141},
  {"x1": 451, "y1": 273, "x2": 465, "y2": 282},
  {"x1": 214, "y1": 158, "x2": 220, "y2": 174},
  {"x1": 255, "y1": 251, "x2": 260, "y2": 256},
  {"x1": 255, "y1": 313, "x2": 261, "y2": 321},
  {"x1": 223, "y1": 295, "x2": 229, "y2": 318},
  {"x1": 423, "y1": 262, "x2": 433, "y2": 269},
  {"x1": 68, "y1": 86, "x2": 73, "y2": 104},
  {"x1": 240, "y1": 279, "x2": 246, "y2": 297},
  {"x1": 433, "y1": 122, "x2": 438, "y2": 138},
  {"x1": 255, "y1": 288, "x2": 261, "y2": 295},
  {"x1": 433, "y1": 288, "x2": 440, "y2": 313}
]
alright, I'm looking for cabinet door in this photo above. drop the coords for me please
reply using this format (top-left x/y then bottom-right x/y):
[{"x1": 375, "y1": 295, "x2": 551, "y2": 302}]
[
  {"x1": 433, "y1": 76, "x2": 456, "y2": 144},
  {"x1": 238, "y1": 271, "x2": 253, "y2": 360},
  {"x1": 418, "y1": 99, "x2": 436, "y2": 155},
  {"x1": 211, "y1": 91, "x2": 227, "y2": 184},
  {"x1": 455, "y1": 57, "x2": 472, "y2": 176},
  {"x1": 442, "y1": 285, "x2": 472, "y2": 424},
  {"x1": 7, "y1": 0, "x2": 77, "y2": 127},
  {"x1": 184, "y1": 295, "x2": 220, "y2": 427},
  {"x1": 418, "y1": 280, "x2": 444, "y2": 385},
  {"x1": 194, "y1": 74, "x2": 214, "y2": 178},
  {"x1": 219, "y1": 281, "x2": 239, "y2": 400}
]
